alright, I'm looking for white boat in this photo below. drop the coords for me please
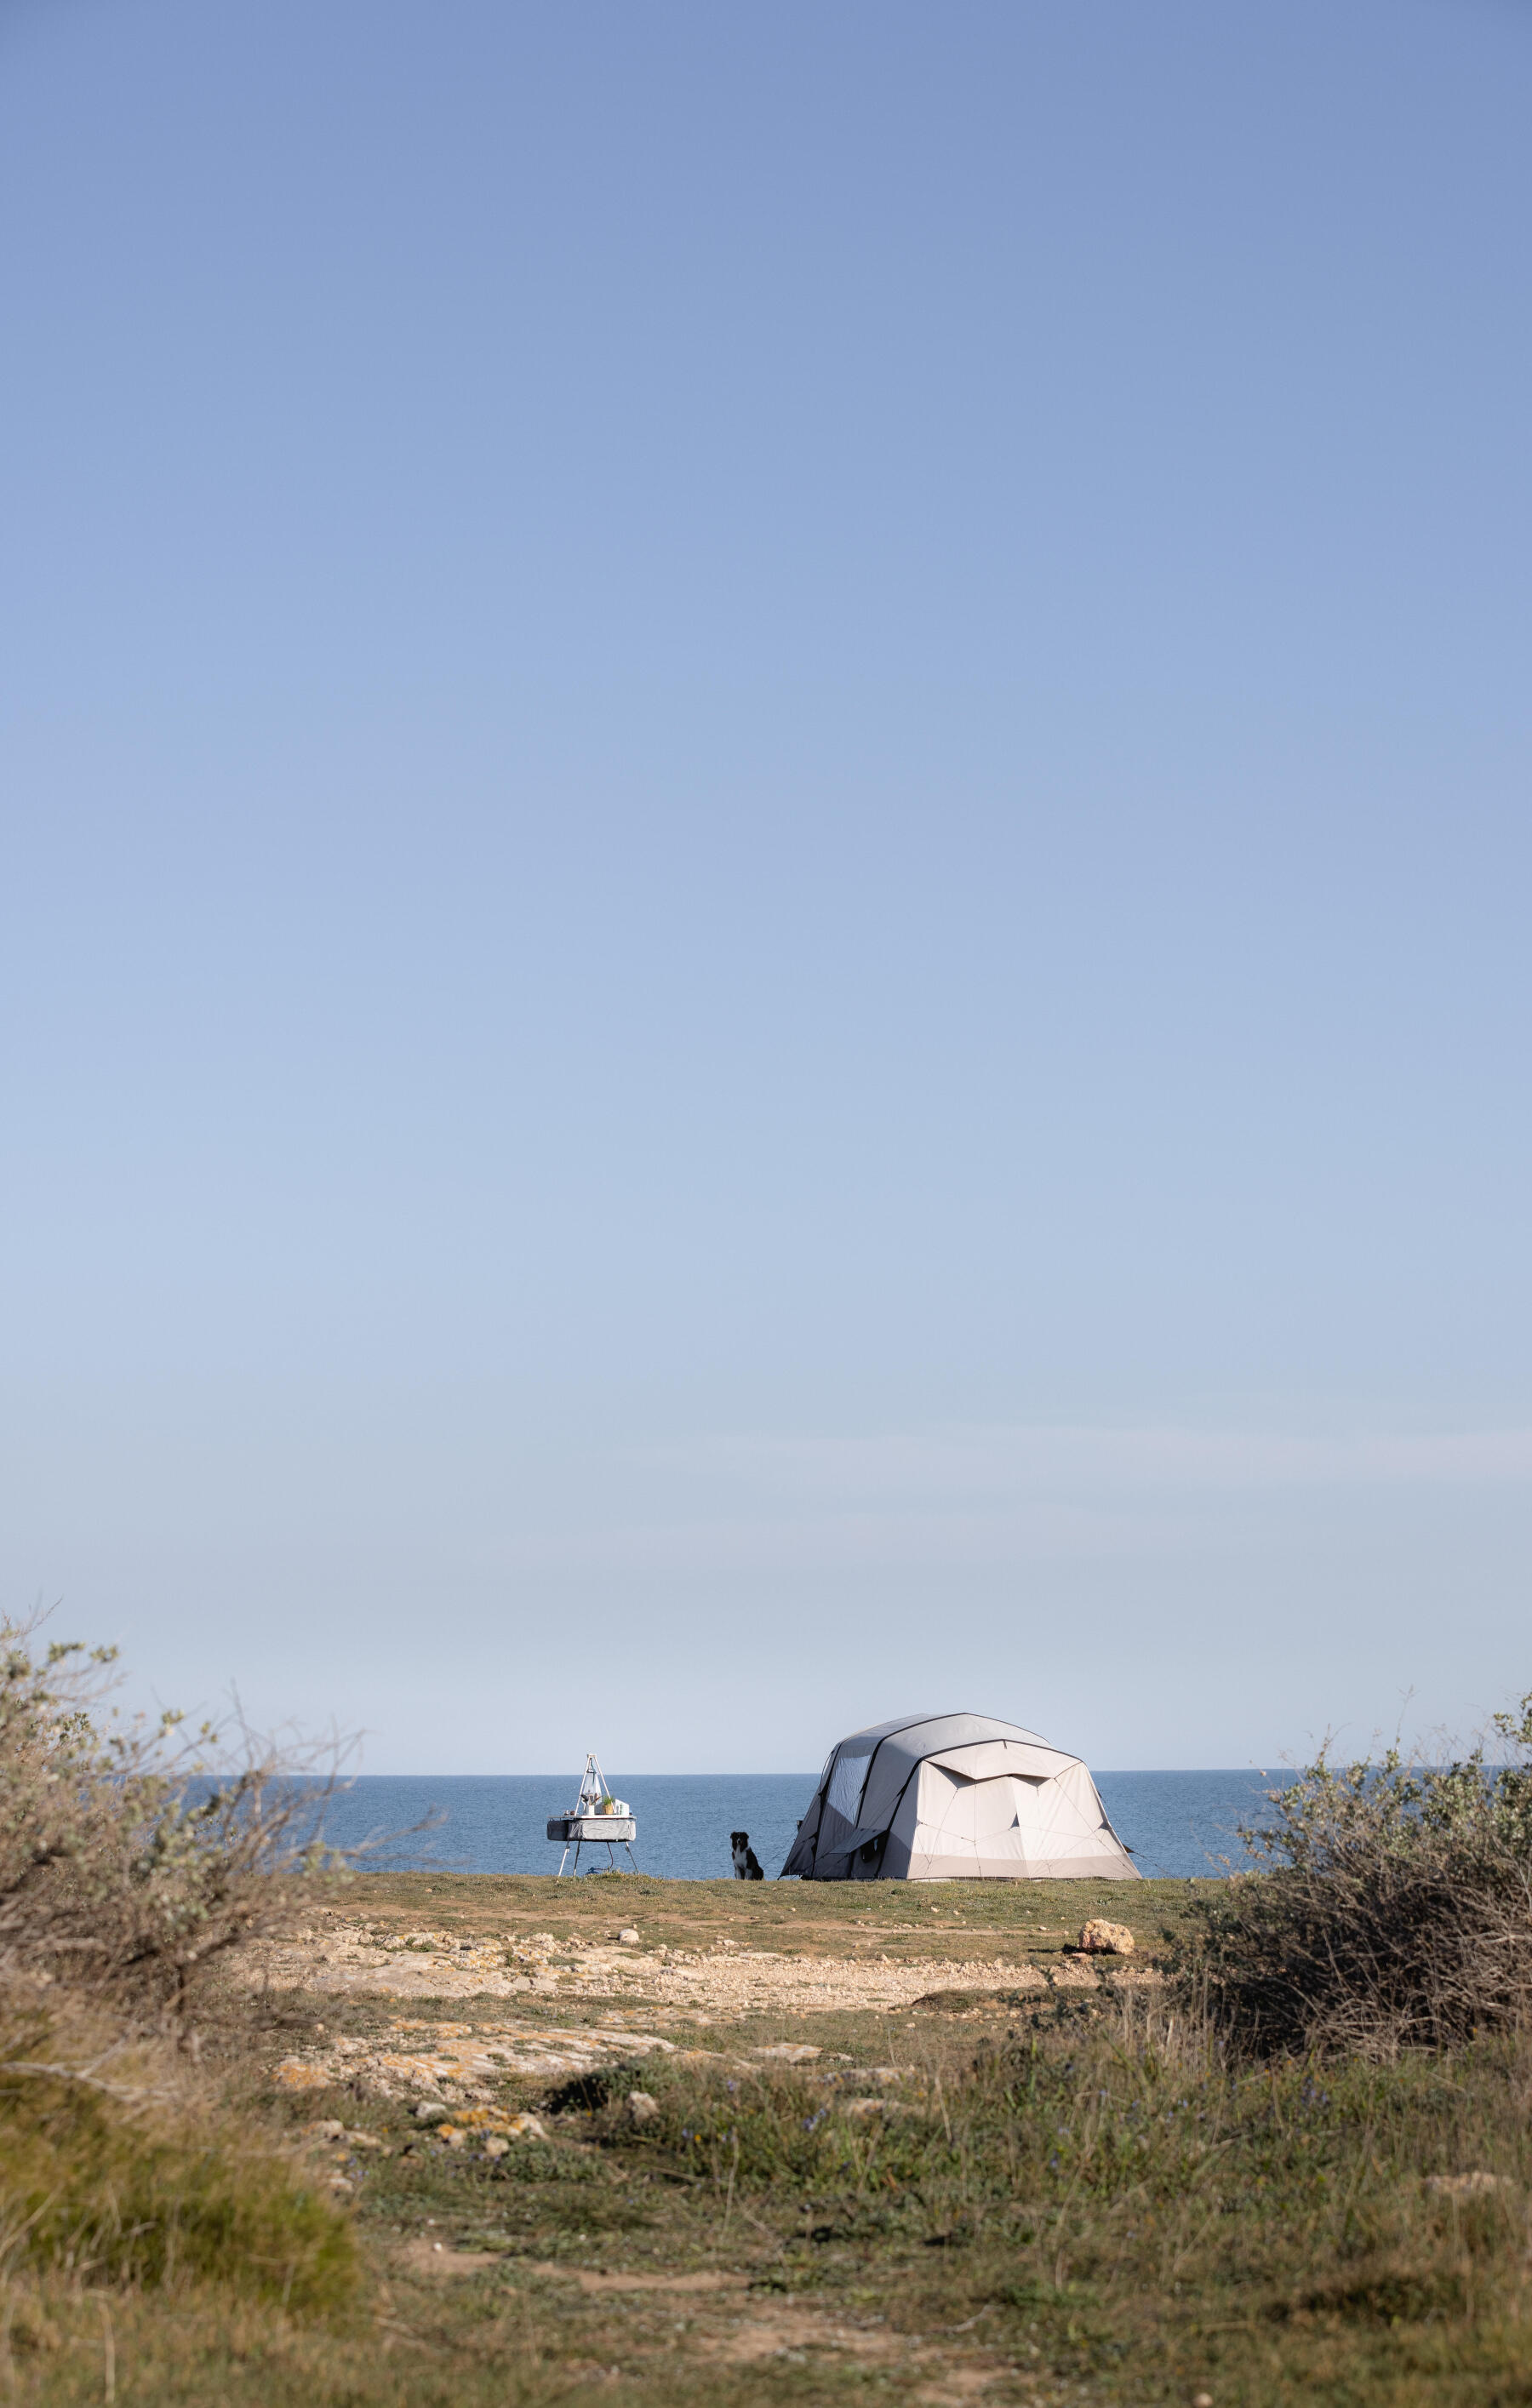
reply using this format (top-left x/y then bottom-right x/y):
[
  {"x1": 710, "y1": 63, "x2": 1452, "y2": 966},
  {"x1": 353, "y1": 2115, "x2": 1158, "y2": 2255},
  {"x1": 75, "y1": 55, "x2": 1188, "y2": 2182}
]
[{"x1": 547, "y1": 1753, "x2": 637, "y2": 1872}]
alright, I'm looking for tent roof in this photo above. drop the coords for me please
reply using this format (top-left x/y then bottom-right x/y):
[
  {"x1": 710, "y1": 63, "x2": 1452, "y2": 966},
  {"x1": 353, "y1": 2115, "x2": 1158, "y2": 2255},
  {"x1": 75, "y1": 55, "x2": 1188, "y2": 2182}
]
[{"x1": 831, "y1": 1711, "x2": 1051, "y2": 1753}]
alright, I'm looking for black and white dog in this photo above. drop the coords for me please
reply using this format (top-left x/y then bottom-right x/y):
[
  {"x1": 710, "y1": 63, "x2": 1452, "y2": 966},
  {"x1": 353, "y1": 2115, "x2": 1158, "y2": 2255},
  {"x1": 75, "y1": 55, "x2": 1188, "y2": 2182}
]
[{"x1": 730, "y1": 1830, "x2": 764, "y2": 1880}]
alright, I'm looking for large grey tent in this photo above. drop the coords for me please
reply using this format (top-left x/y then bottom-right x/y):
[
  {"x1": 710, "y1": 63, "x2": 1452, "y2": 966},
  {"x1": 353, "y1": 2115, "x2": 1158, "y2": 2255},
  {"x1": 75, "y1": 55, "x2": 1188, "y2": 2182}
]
[{"x1": 780, "y1": 1713, "x2": 1138, "y2": 1882}]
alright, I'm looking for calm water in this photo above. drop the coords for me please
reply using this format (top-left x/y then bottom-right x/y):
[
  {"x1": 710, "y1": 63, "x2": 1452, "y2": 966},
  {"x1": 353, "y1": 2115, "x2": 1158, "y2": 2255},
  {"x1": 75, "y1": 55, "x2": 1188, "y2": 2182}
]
[{"x1": 308, "y1": 1769, "x2": 1293, "y2": 1883}]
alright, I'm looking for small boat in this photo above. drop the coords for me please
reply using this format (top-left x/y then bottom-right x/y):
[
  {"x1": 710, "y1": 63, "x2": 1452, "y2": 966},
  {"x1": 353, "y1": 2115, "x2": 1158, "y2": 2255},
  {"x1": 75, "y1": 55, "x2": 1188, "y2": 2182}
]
[{"x1": 546, "y1": 1753, "x2": 637, "y2": 1873}]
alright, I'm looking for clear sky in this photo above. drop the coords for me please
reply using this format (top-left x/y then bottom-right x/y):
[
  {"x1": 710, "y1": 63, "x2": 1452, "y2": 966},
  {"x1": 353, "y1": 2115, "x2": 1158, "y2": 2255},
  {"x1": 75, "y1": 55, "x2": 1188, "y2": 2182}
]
[{"x1": 3, "y1": 0, "x2": 1530, "y2": 1776}]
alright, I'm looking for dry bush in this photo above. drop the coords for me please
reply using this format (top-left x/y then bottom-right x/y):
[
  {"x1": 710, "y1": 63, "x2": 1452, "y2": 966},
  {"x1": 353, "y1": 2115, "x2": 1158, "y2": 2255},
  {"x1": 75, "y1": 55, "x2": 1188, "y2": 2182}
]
[
  {"x1": 0, "y1": 1614, "x2": 352, "y2": 2033},
  {"x1": 0, "y1": 1618, "x2": 365, "y2": 2342},
  {"x1": 1168, "y1": 1690, "x2": 1532, "y2": 2056}
]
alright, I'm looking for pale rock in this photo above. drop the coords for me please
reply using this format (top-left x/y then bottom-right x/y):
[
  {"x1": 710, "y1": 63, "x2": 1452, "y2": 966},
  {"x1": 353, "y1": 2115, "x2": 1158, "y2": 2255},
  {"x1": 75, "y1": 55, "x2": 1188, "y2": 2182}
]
[
  {"x1": 1425, "y1": 2171, "x2": 1505, "y2": 2195},
  {"x1": 618, "y1": 1929, "x2": 641, "y2": 1945},
  {"x1": 626, "y1": 2091, "x2": 661, "y2": 2127},
  {"x1": 415, "y1": 2100, "x2": 450, "y2": 2125},
  {"x1": 1078, "y1": 1919, "x2": 1135, "y2": 1956},
  {"x1": 276, "y1": 2059, "x2": 337, "y2": 2091}
]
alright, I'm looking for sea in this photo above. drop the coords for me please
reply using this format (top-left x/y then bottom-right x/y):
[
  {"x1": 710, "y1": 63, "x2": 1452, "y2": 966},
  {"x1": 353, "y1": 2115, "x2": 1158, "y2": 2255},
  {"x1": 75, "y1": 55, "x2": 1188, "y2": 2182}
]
[{"x1": 307, "y1": 1770, "x2": 1295, "y2": 1884}]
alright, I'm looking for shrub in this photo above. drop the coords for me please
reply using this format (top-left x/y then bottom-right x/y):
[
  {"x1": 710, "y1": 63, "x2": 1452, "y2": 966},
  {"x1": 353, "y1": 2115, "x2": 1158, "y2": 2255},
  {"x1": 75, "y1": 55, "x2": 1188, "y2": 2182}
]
[
  {"x1": 1168, "y1": 1690, "x2": 1532, "y2": 2056},
  {"x1": 0, "y1": 1614, "x2": 350, "y2": 2027},
  {"x1": 0, "y1": 1616, "x2": 362, "y2": 2320}
]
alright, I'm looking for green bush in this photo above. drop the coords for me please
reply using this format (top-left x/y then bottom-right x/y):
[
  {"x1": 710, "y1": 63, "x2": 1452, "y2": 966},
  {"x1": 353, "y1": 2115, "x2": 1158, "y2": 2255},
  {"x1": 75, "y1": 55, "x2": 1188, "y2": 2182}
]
[{"x1": 1167, "y1": 1690, "x2": 1532, "y2": 2056}]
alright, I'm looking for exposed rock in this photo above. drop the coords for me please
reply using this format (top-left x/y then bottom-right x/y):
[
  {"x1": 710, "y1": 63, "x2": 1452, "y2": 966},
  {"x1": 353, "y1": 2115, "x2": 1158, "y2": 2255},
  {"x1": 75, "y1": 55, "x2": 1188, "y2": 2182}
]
[
  {"x1": 1049, "y1": 1959, "x2": 1100, "y2": 1988},
  {"x1": 1078, "y1": 1919, "x2": 1135, "y2": 1956},
  {"x1": 618, "y1": 1929, "x2": 641, "y2": 1945},
  {"x1": 1425, "y1": 2171, "x2": 1505, "y2": 2195},
  {"x1": 275, "y1": 2016, "x2": 680, "y2": 2103},
  {"x1": 439, "y1": 2106, "x2": 546, "y2": 2153},
  {"x1": 414, "y1": 2101, "x2": 450, "y2": 2125},
  {"x1": 626, "y1": 2091, "x2": 660, "y2": 2126},
  {"x1": 276, "y1": 2059, "x2": 340, "y2": 2091}
]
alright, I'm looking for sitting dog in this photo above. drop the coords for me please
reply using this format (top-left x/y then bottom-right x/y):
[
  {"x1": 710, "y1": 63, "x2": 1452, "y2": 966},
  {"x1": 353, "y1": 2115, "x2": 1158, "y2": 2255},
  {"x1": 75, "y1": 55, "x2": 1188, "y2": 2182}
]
[{"x1": 730, "y1": 1830, "x2": 764, "y2": 1880}]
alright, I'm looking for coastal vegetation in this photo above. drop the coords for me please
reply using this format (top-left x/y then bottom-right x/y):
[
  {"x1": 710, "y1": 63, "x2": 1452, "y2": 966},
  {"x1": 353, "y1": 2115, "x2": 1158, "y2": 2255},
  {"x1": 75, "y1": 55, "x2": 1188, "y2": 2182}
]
[
  {"x1": 1170, "y1": 1694, "x2": 1532, "y2": 2058},
  {"x1": 2, "y1": 1622, "x2": 1529, "y2": 2404}
]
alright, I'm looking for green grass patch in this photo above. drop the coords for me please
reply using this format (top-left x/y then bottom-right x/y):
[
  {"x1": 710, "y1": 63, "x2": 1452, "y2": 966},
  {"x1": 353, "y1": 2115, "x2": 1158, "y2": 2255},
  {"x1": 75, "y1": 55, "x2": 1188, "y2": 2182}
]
[{"x1": 0, "y1": 2018, "x2": 356, "y2": 2314}]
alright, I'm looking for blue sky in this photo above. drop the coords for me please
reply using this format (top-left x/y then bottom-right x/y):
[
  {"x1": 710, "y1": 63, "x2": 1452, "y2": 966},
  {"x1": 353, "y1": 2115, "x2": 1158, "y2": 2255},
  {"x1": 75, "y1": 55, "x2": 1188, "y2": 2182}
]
[{"x1": 3, "y1": 0, "x2": 1530, "y2": 1773}]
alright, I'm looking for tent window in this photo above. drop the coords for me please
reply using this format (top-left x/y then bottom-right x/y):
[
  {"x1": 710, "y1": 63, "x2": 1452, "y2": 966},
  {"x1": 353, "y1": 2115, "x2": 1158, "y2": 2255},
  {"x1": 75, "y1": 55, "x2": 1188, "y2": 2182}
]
[{"x1": 826, "y1": 1748, "x2": 873, "y2": 1823}]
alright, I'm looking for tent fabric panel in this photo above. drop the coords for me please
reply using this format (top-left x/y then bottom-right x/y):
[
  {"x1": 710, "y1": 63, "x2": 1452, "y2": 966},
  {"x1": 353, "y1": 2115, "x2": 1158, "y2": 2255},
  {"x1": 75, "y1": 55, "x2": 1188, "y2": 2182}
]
[
  {"x1": 923, "y1": 1741, "x2": 1079, "y2": 1784},
  {"x1": 903, "y1": 1762, "x2": 1137, "y2": 1881},
  {"x1": 877, "y1": 1778, "x2": 923, "y2": 1880},
  {"x1": 904, "y1": 1853, "x2": 1140, "y2": 1882},
  {"x1": 780, "y1": 1787, "x2": 825, "y2": 1878}
]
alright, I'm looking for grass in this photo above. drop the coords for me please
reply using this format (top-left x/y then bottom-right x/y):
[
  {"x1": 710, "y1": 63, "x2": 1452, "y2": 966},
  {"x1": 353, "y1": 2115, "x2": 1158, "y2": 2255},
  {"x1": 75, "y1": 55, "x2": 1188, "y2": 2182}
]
[
  {"x1": 306, "y1": 1865, "x2": 1201, "y2": 1958},
  {"x1": 9, "y1": 1873, "x2": 1531, "y2": 2405},
  {"x1": 0, "y1": 2010, "x2": 357, "y2": 2308}
]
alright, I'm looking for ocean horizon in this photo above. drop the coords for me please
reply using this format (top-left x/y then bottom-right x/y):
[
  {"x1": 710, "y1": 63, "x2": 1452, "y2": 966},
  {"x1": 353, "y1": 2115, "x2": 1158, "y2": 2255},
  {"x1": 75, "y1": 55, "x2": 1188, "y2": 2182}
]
[{"x1": 306, "y1": 1770, "x2": 1293, "y2": 1884}]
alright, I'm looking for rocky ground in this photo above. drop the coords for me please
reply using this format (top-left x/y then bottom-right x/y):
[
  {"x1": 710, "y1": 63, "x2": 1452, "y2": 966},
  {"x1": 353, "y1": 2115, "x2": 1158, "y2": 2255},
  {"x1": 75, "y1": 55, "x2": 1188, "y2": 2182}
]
[{"x1": 248, "y1": 1913, "x2": 1163, "y2": 2021}]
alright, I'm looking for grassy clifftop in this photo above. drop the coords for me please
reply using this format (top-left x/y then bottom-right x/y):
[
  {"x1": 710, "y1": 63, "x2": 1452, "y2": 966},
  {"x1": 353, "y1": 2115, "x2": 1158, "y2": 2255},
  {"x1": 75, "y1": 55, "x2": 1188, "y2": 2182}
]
[{"x1": 4, "y1": 1627, "x2": 1530, "y2": 2405}]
